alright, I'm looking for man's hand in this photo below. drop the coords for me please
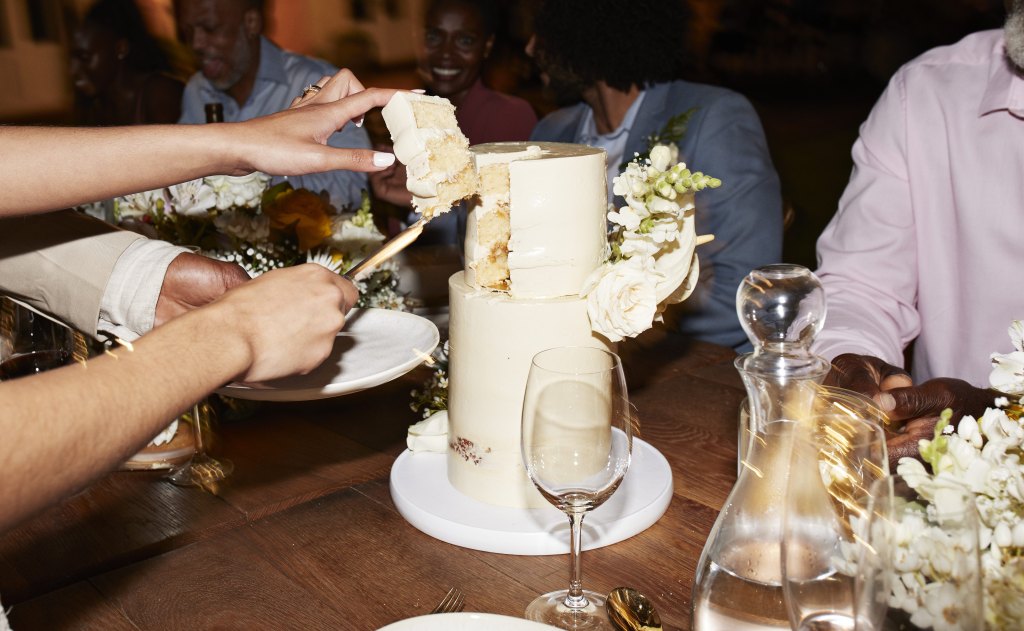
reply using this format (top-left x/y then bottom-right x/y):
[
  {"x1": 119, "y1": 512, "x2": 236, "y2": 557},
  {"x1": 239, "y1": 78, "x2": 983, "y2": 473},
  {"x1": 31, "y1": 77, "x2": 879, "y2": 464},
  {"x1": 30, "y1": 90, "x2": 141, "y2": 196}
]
[
  {"x1": 154, "y1": 252, "x2": 251, "y2": 328},
  {"x1": 825, "y1": 353, "x2": 1000, "y2": 466},
  {"x1": 824, "y1": 353, "x2": 913, "y2": 399},
  {"x1": 882, "y1": 378, "x2": 1000, "y2": 463}
]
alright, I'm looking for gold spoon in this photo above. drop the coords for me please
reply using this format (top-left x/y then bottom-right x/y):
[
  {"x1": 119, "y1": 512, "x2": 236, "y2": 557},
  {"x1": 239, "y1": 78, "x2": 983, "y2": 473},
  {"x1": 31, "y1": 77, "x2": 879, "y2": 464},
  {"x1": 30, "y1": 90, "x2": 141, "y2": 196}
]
[{"x1": 606, "y1": 587, "x2": 663, "y2": 631}]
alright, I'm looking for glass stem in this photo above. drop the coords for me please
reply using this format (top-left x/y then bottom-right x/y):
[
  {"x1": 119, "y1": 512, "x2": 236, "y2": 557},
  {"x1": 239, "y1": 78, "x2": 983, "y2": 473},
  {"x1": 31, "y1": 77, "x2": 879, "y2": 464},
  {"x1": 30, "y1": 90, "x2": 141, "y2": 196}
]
[
  {"x1": 564, "y1": 512, "x2": 589, "y2": 609},
  {"x1": 191, "y1": 402, "x2": 205, "y2": 455}
]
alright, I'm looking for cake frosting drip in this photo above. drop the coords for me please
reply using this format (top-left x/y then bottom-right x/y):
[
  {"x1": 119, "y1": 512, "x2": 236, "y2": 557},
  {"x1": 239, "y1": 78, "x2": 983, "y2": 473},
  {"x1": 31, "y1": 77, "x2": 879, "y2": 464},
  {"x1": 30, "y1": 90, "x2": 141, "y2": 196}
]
[
  {"x1": 464, "y1": 142, "x2": 608, "y2": 299},
  {"x1": 381, "y1": 92, "x2": 477, "y2": 218}
]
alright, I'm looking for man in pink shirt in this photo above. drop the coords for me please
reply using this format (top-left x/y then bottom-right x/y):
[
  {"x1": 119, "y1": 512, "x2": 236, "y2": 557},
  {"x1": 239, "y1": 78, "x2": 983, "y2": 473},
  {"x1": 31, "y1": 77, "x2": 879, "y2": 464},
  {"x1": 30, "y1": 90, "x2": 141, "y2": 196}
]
[{"x1": 814, "y1": 4, "x2": 1024, "y2": 460}]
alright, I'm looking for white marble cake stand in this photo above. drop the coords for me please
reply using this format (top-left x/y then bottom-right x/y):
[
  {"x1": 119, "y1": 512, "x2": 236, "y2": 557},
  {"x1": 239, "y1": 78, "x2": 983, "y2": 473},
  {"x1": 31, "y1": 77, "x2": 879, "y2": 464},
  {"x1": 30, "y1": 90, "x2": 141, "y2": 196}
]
[{"x1": 389, "y1": 438, "x2": 673, "y2": 555}]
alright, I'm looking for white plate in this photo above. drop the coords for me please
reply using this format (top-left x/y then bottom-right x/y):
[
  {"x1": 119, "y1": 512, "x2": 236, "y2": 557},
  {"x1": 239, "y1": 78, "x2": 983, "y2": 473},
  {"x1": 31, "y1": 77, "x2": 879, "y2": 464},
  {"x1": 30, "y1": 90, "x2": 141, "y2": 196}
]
[
  {"x1": 390, "y1": 438, "x2": 673, "y2": 555},
  {"x1": 216, "y1": 308, "x2": 439, "y2": 402},
  {"x1": 377, "y1": 612, "x2": 560, "y2": 630}
]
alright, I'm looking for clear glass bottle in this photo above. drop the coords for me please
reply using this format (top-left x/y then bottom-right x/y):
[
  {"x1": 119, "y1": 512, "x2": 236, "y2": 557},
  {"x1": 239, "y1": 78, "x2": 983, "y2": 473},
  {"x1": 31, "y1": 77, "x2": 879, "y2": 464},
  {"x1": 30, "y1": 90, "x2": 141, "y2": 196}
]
[{"x1": 691, "y1": 264, "x2": 832, "y2": 630}]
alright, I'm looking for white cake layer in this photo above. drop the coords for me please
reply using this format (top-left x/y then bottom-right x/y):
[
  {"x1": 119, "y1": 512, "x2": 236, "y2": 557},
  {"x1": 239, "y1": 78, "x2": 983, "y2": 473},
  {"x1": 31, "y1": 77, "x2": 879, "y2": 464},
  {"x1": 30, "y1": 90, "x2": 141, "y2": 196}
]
[
  {"x1": 381, "y1": 92, "x2": 465, "y2": 199},
  {"x1": 465, "y1": 142, "x2": 608, "y2": 299},
  {"x1": 447, "y1": 271, "x2": 614, "y2": 509}
]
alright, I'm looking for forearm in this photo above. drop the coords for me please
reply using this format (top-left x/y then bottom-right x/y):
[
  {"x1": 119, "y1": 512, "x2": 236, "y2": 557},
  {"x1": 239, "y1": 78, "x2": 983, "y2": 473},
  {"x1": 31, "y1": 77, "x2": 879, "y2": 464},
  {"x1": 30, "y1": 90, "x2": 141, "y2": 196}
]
[
  {"x1": 0, "y1": 304, "x2": 252, "y2": 532},
  {"x1": 0, "y1": 125, "x2": 240, "y2": 216}
]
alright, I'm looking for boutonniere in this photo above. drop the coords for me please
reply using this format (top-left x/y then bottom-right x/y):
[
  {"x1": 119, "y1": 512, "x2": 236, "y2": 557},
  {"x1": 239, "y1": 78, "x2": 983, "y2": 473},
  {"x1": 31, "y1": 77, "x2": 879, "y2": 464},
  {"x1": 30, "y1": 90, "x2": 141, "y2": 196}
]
[{"x1": 619, "y1": 107, "x2": 697, "y2": 171}]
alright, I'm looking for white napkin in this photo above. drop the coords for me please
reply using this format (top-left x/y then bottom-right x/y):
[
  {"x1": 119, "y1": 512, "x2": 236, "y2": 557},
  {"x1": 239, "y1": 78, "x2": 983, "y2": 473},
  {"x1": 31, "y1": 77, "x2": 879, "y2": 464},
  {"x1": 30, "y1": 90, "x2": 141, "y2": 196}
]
[{"x1": 407, "y1": 410, "x2": 448, "y2": 453}]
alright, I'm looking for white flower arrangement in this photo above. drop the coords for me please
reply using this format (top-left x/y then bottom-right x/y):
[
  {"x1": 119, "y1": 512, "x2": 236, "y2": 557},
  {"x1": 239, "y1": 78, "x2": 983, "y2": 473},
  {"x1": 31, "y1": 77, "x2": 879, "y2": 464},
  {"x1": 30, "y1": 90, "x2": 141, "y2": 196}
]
[
  {"x1": 114, "y1": 175, "x2": 407, "y2": 312},
  {"x1": 581, "y1": 143, "x2": 719, "y2": 341},
  {"x1": 875, "y1": 321, "x2": 1024, "y2": 629}
]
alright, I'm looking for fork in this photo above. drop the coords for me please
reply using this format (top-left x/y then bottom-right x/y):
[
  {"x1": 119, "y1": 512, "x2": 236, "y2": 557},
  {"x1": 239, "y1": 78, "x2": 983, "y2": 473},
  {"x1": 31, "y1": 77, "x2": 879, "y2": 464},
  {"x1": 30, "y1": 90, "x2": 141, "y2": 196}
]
[{"x1": 430, "y1": 587, "x2": 466, "y2": 614}]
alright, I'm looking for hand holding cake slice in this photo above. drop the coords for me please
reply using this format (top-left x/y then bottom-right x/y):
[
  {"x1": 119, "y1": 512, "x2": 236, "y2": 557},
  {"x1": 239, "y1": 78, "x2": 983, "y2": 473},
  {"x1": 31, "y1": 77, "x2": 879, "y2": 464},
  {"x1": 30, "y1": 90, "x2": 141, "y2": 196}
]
[{"x1": 380, "y1": 92, "x2": 478, "y2": 219}]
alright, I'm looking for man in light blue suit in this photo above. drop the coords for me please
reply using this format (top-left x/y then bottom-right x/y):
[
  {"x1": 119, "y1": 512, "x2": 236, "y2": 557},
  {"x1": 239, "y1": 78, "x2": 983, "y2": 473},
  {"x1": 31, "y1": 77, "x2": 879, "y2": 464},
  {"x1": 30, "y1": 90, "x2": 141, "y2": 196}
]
[{"x1": 528, "y1": 0, "x2": 783, "y2": 351}]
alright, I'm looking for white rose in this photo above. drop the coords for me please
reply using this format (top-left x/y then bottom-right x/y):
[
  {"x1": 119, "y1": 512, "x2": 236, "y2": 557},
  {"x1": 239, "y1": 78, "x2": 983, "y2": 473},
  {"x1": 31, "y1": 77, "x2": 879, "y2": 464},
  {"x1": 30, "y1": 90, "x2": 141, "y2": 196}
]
[
  {"x1": 582, "y1": 256, "x2": 660, "y2": 342},
  {"x1": 166, "y1": 179, "x2": 216, "y2": 217}
]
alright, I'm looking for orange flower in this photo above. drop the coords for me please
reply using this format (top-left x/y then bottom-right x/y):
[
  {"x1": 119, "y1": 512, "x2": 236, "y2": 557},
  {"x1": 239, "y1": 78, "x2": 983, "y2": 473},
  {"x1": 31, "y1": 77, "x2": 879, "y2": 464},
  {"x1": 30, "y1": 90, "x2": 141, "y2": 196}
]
[{"x1": 263, "y1": 188, "x2": 333, "y2": 251}]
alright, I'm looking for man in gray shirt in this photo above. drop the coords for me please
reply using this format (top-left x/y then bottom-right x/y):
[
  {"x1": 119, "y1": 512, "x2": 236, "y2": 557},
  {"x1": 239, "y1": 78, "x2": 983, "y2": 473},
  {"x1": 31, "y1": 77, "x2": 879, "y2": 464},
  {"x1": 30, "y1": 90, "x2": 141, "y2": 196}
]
[{"x1": 175, "y1": 0, "x2": 371, "y2": 209}]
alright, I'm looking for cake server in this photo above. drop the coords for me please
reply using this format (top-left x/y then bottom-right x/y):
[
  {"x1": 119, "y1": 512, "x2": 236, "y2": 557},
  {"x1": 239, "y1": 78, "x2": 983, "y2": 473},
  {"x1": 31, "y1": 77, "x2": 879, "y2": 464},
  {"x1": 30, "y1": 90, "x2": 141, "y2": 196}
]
[{"x1": 344, "y1": 217, "x2": 427, "y2": 281}]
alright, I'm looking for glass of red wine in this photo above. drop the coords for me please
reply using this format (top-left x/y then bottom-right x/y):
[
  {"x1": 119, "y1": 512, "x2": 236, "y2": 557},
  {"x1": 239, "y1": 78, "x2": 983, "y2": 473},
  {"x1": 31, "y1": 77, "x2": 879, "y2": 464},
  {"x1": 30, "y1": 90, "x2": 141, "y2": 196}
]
[{"x1": 0, "y1": 296, "x2": 76, "y2": 381}]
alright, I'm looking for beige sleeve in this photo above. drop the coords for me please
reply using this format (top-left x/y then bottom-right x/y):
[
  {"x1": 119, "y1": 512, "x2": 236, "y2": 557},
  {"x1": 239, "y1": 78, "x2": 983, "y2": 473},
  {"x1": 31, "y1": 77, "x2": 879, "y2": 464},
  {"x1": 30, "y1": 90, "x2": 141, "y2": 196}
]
[{"x1": 0, "y1": 210, "x2": 144, "y2": 335}]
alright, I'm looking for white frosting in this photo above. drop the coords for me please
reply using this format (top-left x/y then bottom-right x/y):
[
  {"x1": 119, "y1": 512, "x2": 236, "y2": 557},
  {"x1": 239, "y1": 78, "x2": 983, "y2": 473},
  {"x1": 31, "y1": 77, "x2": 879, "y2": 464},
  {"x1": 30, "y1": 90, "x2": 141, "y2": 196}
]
[
  {"x1": 407, "y1": 410, "x2": 449, "y2": 452},
  {"x1": 464, "y1": 142, "x2": 608, "y2": 298},
  {"x1": 447, "y1": 272, "x2": 613, "y2": 509}
]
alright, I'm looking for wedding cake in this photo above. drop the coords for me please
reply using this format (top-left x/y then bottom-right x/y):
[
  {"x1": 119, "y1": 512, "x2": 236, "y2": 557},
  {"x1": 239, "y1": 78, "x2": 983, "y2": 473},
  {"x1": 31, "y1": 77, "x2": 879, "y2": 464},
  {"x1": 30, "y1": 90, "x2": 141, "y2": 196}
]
[
  {"x1": 382, "y1": 91, "x2": 710, "y2": 510},
  {"x1": 447, "y1": 142, "x2": 614, "y2": 509}
]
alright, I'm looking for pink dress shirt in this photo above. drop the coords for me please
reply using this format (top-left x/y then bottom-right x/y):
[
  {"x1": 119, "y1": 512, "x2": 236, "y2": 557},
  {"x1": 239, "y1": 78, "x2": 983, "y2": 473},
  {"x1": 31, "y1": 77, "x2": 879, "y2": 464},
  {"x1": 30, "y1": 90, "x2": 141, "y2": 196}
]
[{"x1": 814, "y1": 30, "x2": 1024, "y2": 386}]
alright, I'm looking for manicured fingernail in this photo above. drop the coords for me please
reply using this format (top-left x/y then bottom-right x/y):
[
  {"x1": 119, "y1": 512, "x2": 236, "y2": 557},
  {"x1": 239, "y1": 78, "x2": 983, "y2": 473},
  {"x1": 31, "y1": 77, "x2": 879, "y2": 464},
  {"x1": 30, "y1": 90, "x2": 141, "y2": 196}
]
[
  {"x1": 355, "y1": 115, "x2": 365, "y2": 127},
  {"x1": 411, "y1": 88, "x2": 426, "y2": 94},
  {"x1": 878, "y1": 393, "x2": 895, "y2": 412},
  {"x1": 373, "y1": 152, "x2": 396, "y2": 167}
]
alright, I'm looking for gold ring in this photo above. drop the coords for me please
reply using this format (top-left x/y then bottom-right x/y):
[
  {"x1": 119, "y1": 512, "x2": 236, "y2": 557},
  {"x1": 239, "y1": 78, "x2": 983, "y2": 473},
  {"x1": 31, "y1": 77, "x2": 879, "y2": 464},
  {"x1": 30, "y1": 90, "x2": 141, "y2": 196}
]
[{"x1": 302, "y1": 84, "x2": 322, "y2": 97}]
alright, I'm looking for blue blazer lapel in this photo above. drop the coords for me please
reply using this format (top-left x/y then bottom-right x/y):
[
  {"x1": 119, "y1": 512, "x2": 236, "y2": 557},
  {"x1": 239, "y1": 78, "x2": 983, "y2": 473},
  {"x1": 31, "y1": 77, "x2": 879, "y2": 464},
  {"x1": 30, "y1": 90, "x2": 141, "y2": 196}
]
[{"x1": 624, "y1": 84, "x2": 673, "y2": 163}]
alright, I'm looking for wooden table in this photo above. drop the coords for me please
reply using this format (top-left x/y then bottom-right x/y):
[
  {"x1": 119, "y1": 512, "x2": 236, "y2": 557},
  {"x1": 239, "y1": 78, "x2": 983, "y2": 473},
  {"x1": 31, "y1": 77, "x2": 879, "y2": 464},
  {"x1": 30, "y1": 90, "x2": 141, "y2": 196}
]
[{"x1": 0, "y1": 334, "x2": 745, "y2": 630}]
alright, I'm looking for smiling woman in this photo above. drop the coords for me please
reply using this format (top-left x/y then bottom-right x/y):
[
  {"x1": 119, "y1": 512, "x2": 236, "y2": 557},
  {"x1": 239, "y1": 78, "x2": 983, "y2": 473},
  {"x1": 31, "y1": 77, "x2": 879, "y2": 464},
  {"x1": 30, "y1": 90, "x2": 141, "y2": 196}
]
[{"x1": 416, "y1": 0, "x2": 536, "y2": 145}]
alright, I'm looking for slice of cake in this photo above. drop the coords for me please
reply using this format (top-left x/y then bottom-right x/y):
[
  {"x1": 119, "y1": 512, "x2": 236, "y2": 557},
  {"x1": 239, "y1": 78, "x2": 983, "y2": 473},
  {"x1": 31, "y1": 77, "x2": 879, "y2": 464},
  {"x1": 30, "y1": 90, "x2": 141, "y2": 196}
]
[{"x1": 380, "y1": 92, "x2": 477, "y2": 218}]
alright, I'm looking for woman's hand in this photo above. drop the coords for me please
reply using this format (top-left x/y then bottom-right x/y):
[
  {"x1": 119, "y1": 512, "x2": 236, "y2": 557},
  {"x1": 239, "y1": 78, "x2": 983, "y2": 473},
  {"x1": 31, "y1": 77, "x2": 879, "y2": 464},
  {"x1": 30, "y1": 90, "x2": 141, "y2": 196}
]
[
  {"x1": 229, "y1": 82, "x2": 398, "y2": 178},
  {"x1": 211, "y1": 264, "x2": 358, "y2": 383}
]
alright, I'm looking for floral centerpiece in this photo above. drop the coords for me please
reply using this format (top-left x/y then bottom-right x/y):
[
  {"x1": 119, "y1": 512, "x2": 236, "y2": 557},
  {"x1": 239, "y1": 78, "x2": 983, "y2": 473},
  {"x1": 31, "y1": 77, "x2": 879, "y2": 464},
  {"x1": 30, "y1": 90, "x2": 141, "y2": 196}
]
[
  {"x1": 115, "y1": 174, "x2": 407, "y2": 310},
  {"x1": 582, "y1": 143, "x2": 719, "y2": 341},
  {"x1": 871, "y1": 321, "x2": 1024, "y2": 629}
]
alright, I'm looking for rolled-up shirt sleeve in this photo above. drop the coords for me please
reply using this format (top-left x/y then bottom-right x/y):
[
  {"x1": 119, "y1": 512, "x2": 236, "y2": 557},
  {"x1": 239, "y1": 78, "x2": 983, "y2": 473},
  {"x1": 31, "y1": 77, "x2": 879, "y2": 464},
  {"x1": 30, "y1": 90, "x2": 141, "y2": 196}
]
[
  {"x1": 99, "y1": 239, "x2": 190, "y2": 341},
  {"x1": 0, "y1": 211, "x2": 187, "y2": 339}
]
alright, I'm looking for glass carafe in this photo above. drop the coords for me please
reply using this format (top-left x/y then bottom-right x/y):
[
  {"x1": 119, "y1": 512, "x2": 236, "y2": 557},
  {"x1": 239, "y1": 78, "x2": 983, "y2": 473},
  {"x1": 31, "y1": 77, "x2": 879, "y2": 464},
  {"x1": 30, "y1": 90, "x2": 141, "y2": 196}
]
[{"x1": 691, "y1": 264, "x2": 832, "y2": 630}]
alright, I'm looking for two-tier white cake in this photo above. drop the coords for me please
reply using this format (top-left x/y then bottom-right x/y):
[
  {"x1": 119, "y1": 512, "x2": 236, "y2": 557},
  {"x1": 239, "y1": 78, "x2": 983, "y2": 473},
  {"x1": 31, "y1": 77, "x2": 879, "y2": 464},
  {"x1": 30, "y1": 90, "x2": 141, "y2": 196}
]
[{"x1": 447, "y1": 142, "x2": 615, "y2": 508}]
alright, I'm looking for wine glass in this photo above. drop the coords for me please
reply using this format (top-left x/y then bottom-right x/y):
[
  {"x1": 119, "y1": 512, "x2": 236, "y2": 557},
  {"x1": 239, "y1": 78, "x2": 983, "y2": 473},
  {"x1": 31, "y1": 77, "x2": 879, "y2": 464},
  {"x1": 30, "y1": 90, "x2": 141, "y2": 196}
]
[
  {"x1": 0, "y1": 296, "x2": 77, "y2": 380},
  {"x1": 521, "y1": 346, "x2": 632, "y2": 630},
  {"x1": 781, "y1": 389, "x2": 889, "y2": 631},
  {"x1": 167, "y1": 398, "x2": 234, "y2": 492},
  {"x1": 856, "y1": 474, "x2": 983, "y2": 630}
]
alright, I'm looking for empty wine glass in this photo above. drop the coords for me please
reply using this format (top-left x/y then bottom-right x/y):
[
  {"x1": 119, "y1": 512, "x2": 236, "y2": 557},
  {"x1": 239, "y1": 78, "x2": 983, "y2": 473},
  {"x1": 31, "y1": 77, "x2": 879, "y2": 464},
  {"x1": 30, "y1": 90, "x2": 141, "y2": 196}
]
[
  {"x1": 781, "y1": 389, "x2": 889, "y2": 631},
  {"x1": 856, "y1": 474, "x2": 983, "y2": 630},
  {"x1": 521, "y1": 346, "x2": 632, "y2": 630}
]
